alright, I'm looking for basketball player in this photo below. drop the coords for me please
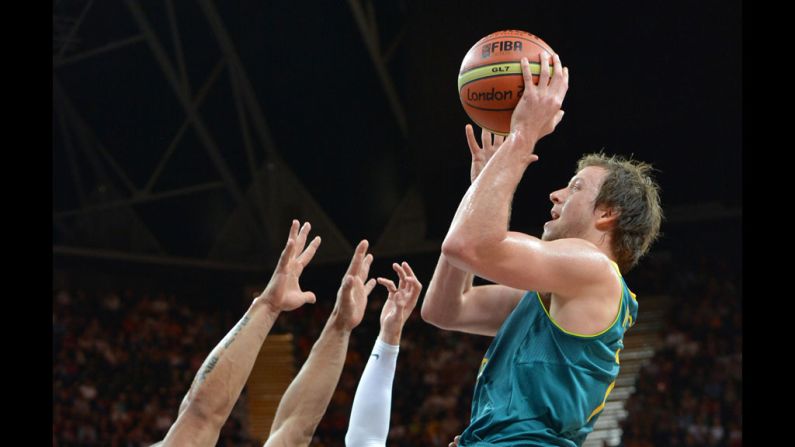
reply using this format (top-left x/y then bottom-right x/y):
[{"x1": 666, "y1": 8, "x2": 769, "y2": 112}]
[
  {"x1": 422, "y1": 53, "x2": 663, "y2": 445},
  {"x1": 152, "y1": 220, "x2": 377, "y2": 447},
  {"x1": 345, "y1": 261, "x2": 422, "y2": 447}
]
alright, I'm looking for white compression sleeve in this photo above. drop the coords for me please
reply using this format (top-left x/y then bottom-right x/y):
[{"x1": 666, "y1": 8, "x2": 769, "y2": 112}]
[{"x1": 344, "y1": 338, "x2": 400, "y2": 447}]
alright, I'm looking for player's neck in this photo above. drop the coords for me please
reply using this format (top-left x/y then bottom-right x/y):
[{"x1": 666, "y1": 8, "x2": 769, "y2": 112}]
[{"x1": 583, "y1": 230, "x2": 617, "y2": 267}]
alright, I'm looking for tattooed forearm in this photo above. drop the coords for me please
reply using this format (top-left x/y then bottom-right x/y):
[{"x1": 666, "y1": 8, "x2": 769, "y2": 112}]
[
  {"x1": 195, "y1": 315, "x2": 251, "y2": 385},
  {"x1": 199, "y1": 355, "x2": 219, "y2": 383},
  {"x1": 223, "y1": 315, "x2": 251, "y2": 349}
]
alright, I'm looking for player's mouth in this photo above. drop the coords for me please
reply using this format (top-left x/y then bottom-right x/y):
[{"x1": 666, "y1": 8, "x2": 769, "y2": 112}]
[{"x1": 545, "y1": 210, "x2": 560, "y2": 227}]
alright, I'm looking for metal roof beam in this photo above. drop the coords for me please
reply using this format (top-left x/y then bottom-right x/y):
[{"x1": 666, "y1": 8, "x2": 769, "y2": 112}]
[
  {"x1": 126, "y1": 0, "x2": 272, "y2": 252},
  {"x1": 346, "y1": 0, "x2": 407, "y2": 137},
  {"x1": 53, "y1": 34, "x2": 145, "y2": 69},
  {"x1": 54, "y1": 182, "x2": 226, "y2": 219},
  {"x1": 142, "y1": 58, "x2": 226, "y2": 195},
  {"x1": 54, "y1": 0, "x2": 95, "y2": 61}
]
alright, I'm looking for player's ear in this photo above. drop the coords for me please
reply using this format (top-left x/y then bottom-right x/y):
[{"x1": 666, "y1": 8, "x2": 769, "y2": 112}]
[{"x1": 595, "y1": 206, "x2": 618, "y2": 231}]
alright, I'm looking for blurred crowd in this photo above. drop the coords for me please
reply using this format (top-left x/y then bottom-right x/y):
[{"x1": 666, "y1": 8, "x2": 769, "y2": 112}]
[
  {"x1": 620, "y1": 254, "x2": 742, "y2": 447},
  {"x1": 52, "y1": 289, "x2": 255, "y2": 446}
]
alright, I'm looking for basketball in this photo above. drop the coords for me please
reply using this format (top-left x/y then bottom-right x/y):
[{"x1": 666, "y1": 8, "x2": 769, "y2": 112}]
[{"x1": 458, "y1": 30, "x2": 556, "y2": 136}]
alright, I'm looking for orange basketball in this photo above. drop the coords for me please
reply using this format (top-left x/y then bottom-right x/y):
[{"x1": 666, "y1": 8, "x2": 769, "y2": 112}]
[{"x1": 458, "y1": 30, "x2": 555, "y2": 136}]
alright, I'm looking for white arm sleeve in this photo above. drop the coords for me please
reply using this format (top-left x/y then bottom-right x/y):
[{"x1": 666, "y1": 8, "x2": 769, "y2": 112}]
[{"x1": 344, "y1": 338, "x2": 400, "y2": 447}]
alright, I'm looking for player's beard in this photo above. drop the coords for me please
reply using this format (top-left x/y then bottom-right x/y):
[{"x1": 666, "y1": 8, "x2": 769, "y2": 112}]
[
  {"x1": 541, "y1": 220, "x2": 562, "y2": 241},
  {"x1": 542, "y1": 215, "x2": 588, "y2": 242}
]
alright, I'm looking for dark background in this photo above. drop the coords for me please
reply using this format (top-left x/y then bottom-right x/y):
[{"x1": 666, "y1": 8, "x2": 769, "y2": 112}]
[{"x1": 53, "y1": 0, "x2": 741, "y2": 268}]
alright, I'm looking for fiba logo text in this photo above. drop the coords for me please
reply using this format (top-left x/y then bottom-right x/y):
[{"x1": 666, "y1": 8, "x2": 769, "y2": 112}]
[{"x1": 481, "y1": 40, "x2": 524, "y2": 58}]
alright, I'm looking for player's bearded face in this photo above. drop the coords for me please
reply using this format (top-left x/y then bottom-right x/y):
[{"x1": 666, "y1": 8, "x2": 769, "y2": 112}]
[
  {"x1": 542, "y1": 207, "x2": 591, "y2": 241},
  {"x1": 542, "y1": 167, "x2": 606, "y2": 242}
]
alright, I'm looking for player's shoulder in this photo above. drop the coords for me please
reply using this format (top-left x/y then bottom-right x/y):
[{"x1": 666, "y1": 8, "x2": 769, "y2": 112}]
[
  {"x1": 550, "y1": 238, "x2": 620, "y2": 295},
  {"x1": 549, "y1": 236, "x2": 600, "y2": 251},
  {"x1": 551, "y1": 238, "x2": 615, "y2": 270}
]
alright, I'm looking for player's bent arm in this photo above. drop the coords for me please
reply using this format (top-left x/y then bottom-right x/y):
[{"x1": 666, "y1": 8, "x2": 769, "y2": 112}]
[
  {"x1": 422, "y1": 254, "x2": 524, "y2": 336},
  {"x1": 443, "y1": 232, "x2": 617, "y2": 299}
]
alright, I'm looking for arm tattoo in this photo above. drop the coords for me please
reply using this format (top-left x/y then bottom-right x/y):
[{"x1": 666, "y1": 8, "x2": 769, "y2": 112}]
[
  {"x1": 199, "y1": 355, "x2": 219, "y2": 383},
  {"x1": 197, "y1": 315, "x2": 251, "y2": 384},
  {"x1": 223, "y1": 315, "x2": 251, "y2": 349}
]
